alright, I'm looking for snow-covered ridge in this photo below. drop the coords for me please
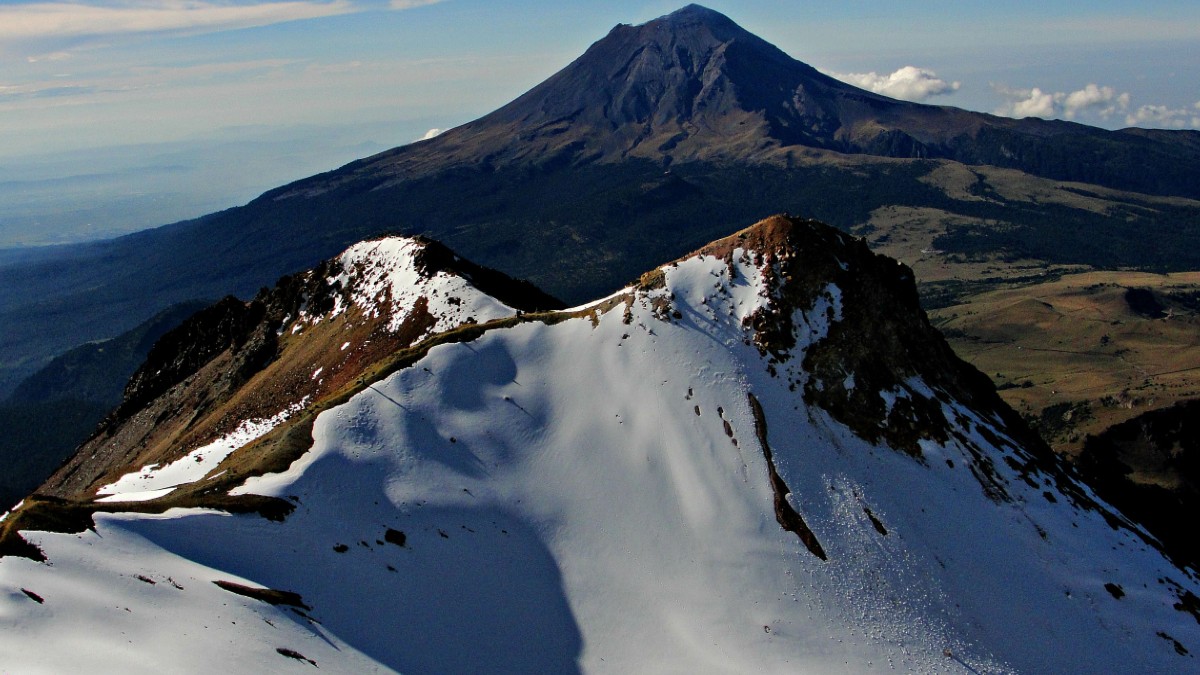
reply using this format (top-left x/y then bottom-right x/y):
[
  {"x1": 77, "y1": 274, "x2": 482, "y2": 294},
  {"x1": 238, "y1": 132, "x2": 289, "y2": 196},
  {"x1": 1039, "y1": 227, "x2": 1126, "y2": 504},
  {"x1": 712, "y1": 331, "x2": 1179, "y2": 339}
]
[
  {"x1": 3, "y1": 217, "x2": 1197, "y2": 673},
  {"x1": 299, "y1": 236, "x2": 516, "y2": 335},
  {"x1": 33, "y1": 233, "x2": 551, "y2": 505}
]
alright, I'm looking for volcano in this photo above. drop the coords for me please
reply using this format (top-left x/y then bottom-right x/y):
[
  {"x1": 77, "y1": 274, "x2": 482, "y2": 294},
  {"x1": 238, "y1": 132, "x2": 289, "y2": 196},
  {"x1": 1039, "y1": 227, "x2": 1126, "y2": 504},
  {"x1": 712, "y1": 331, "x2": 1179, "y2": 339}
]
[{"x1": 300, "y1": 4, "x2": 1200, "y2": 194}]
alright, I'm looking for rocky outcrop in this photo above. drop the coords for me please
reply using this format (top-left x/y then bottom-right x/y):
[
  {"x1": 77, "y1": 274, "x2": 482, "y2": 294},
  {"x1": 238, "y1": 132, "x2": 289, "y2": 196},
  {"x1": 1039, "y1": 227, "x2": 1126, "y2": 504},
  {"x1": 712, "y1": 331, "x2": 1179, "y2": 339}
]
[{"x1": 697, "y1": 216, "x2": 1047, "y2": 464}]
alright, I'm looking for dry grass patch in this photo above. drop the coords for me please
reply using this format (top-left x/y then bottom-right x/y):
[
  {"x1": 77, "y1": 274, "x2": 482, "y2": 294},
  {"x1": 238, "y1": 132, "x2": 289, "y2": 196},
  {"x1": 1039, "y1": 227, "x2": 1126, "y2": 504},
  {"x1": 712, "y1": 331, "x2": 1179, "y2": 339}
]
[{"x1": 932, "y1": 271, "x2": 1200, "y2": 454}]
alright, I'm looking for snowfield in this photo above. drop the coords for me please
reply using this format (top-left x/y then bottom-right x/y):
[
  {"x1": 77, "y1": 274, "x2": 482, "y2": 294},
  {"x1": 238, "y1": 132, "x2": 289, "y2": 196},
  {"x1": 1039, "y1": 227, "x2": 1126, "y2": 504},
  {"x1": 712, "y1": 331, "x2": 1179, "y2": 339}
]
[{"x1": 3, "y1": 239, "x2": 1198, "y2": 673}]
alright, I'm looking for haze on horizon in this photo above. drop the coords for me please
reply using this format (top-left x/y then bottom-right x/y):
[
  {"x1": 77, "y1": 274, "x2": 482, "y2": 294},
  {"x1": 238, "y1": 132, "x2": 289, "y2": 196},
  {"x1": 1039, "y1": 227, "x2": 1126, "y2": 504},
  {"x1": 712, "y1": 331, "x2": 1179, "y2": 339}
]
[{"x1": 0, "y1": 0, "x2": 1197, "y2": 248}]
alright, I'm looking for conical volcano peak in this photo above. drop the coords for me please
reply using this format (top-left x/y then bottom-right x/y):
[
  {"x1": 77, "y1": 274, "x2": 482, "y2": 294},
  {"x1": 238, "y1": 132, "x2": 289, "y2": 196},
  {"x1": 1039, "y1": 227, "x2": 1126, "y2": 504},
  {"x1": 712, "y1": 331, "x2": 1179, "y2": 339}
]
[
  {"x1": 624, "y1": 3, "x2": 788, "y2": 75},
  {"x1": 341, "y1": 3, "x2": 926, "y2": 177},
  {"x1": 287, "y1": 2, "x2": 1200, "y2": 208},
  {"x1": 665, "y1": 3, "x2": 727, "y2": 20},
  {"x1": 425, "y1": 3, "x2": 831, "y2": 169},
  {"x1": 648, "y1": 4, "x2": 749, "y2": 40}
]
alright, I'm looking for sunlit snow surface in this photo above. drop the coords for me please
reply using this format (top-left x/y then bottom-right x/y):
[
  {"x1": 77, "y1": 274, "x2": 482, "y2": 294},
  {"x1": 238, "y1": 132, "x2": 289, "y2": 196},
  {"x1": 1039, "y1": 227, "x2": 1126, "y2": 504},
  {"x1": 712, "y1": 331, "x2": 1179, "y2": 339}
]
[{"x1": 3, "y1": 250, "x2": 1199, "y2": 673}]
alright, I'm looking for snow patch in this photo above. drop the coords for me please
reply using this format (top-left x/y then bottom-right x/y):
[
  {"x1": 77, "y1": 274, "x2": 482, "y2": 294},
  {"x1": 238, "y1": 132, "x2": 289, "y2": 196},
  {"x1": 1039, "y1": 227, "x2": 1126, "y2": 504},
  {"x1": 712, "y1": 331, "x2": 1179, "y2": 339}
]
[
  {"x1": 792, "y1": 283, "x2": 843, "y2": 353},
  {"x1": 96, "y1": 399, "x2": 309, "y2": 501},
  {"x1": 96, "y1": 487, "x2": 178, "y2": 504},
  {"x1": 563, "y1": 285, "x2": 634, "y2": 313}
]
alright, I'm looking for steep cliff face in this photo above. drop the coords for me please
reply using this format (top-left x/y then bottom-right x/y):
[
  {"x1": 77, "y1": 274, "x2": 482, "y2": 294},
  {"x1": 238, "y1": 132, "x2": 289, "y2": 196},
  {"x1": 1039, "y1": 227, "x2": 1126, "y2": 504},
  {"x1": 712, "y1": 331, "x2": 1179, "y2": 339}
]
[{"x1": 2, "y1": 216, "x2": 1197, "y2": 673}]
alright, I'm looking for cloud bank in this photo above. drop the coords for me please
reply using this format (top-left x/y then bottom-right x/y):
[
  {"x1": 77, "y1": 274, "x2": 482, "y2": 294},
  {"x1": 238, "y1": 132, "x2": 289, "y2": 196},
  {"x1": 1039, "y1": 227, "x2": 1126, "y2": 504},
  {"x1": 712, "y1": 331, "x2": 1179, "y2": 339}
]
[
  {"x1": 1062, "y1": 84, "x2": 1130, "y2": 119},
  {"x1": 0, "y1": 0, "x2": 446, "y2": 49},
  {"x1": 994, "y1": 82, "x2": 1198, "y2": 129},
  {"x1": 993, "y1": 84, "x2": 1130, "y2": 120},
  {"x1": 1125, "y1": 102, "x2": 1200, "y2": 130},
  {"x1": 834, "y1": 66, "x2": 960, "y2": 102},
  {"x1": 994, "y1": 86, "x2": 1057, "y2": 118}
]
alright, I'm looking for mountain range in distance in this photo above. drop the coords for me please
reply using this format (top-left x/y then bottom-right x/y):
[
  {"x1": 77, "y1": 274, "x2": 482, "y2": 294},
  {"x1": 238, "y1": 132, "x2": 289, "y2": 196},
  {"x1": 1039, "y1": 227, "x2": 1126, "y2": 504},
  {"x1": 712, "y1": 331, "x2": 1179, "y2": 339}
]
[{"x1": 3, "y1": 214, "x2": 1198, "y2": 672}]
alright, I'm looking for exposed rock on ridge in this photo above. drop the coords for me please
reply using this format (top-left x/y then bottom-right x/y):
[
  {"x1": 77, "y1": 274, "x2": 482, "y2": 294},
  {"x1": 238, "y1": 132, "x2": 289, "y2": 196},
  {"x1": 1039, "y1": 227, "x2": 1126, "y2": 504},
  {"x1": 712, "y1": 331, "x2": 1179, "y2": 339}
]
[{"x1": 693, "y1": 218, "x2": 1027, "y2": 451}]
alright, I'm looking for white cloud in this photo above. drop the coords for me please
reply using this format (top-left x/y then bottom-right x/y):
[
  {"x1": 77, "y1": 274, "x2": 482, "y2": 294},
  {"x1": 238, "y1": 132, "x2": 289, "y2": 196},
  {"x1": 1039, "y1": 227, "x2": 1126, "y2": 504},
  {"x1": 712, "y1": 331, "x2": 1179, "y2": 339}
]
[
  {"x1": 993, "y1": 85, "x2": 1057, "y2": 118},
  {"x1": 1061, "y1": 84, "x2": 1129, "y2": 119},
  {"x1": 418, "y1": 127, "x2": 442, "y2": 140},
  {"x1": 389, "y1": 0, "x2": 445, "y2": 9},
  {"x1": 0, "y1": 1, "x2": 357, "y2": 43},
  {"x1": 834, "y1": 66, "x2": 960, "y2": 102},
  {"x1": 1125, "y1": 104, "x2": 1200, "y2": 129},
  {"x1": 994, "y1": 83, "x2": 1134, "y2": 121},
  {"x1": 994, "y1": 81, "x2": 1198, "y2": 129},
  {"x1": 1013, "y1": 88, "x2": 1056, "y2": 118},
  {"x1": 0, "y1": 0, "x2": 448, "y2": 46}
]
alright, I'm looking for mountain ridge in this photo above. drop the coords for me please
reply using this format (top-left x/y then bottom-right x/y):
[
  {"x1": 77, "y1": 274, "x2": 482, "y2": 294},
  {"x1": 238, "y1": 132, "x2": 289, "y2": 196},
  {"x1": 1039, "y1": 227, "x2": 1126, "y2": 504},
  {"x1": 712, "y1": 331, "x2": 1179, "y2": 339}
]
[
  {"x1": 35, "y1": 234, "x2": 562, "y2": 503},
  {"x1": 5, "y1": 214, "x2": 1078, "y2": 544},
  {"x1": 2, "y1": 214, "x2": 1198, "y2": 672}
]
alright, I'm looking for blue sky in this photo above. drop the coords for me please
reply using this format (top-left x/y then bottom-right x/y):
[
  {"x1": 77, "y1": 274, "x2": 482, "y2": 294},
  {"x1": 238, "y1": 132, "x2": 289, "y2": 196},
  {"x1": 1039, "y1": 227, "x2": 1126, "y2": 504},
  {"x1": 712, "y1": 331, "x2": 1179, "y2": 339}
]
[{"x1": 0, "y1": 0, "x2": 1196, "y2": 244}]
